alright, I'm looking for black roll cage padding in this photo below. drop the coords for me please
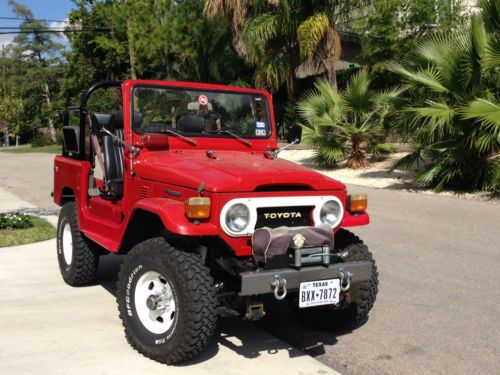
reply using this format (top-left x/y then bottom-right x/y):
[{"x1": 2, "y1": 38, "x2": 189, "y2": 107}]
[
  {"x1": 63, "y1": 81, "x2": 122, "y2": 160},
  {"x1": 79, "y1": 80, "x2": 122, "y2": 111}
]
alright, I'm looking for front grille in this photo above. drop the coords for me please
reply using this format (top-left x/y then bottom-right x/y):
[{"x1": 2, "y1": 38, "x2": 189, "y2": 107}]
[{"x1": 255, "y1": 206, "x2": 314, "y2": 229}]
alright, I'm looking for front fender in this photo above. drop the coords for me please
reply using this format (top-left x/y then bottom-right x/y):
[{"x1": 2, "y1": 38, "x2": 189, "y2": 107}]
[
  {"x1": 341, "y1": 210, "x2": 370, "y2": 227},
  {"x1": 132, "y1": 198, "x2": 219, "y2": 236}
]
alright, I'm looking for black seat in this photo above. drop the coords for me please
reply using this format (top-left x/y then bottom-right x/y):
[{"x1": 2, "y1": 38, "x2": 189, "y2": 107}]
[
  {"x1": 178, "y1": 115, "x2": 205, "y2": 133},
  {"x1": 102, "y1": 110, "x2": 125, "y2": 198}
]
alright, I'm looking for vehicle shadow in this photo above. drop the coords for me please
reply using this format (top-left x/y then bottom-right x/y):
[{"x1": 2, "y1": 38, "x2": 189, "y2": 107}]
[{"x1": 96, "y1": 254, "x2": 349, "y2": 363}]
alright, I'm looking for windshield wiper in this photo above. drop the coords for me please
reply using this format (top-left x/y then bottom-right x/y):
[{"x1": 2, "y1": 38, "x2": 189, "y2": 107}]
[
  {"x1": 209, "y1": 129, "x2": 252, "y2": 147},
  {"x1": 156, "y1": 129, "x2": 197, "y2": 145}
]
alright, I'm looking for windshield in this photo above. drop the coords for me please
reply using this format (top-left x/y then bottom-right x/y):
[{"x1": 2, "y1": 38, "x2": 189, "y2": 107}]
[{"x1": 132, "y1": 86, "x2": 271, "y2": 139}]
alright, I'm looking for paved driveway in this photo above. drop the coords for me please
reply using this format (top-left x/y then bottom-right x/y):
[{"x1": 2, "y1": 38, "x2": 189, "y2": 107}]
[
  {"x1": 0, "y1": 239, "x2": 335, "y2": 375},
  {"x1": 1, "y1": 151, "x2": 499, "y2": 374}
]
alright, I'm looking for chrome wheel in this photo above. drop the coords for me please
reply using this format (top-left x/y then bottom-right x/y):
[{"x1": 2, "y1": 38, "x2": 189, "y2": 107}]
[
  {"x1": 134, "y1": 271, "x2": 176, "y2": 334},
  {"x1": 62, "y1": 223, "x2": 73, "y2": 265}
]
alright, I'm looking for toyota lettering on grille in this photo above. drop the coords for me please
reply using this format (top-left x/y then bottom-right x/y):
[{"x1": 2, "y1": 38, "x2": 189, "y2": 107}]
[
  {"x1": 256, "y1": 206, "x2": 314, "y2": 229},
  {"x1": 263, "y1": 212, "x2": 302, "y2": 219}
]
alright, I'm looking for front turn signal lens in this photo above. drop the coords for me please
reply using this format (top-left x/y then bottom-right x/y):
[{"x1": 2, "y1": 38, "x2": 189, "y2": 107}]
[
  {"x1": 348, "y1": 193, "x2": 367, "y2": 213},
  {"x1": 185, "y1": 197, "x2": 211, "y2": 219}
]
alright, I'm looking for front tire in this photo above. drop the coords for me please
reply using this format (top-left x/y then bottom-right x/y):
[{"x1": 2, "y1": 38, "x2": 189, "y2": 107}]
[
  {"x1": 289, "y1": 229, "x2": 379, "y2": 329},
  {"x1": 57, "y1": 201, "x2": 99, "y2": 286},
  {"x1": 116, "y1": 238, "x2": 217, "y2": 364}
]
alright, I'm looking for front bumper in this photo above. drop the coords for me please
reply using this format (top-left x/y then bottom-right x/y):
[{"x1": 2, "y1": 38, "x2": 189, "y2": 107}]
[{"x1": 239, "y1": 261, "x2": 372, "y2": 296}]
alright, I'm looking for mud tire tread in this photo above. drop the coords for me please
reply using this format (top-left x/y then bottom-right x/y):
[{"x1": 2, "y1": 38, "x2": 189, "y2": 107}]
[
  {"x1": 57, "y1": 201, "x2": 99, "y2": 286},
  {"x1": 116, "y1": 238, "x2": 217, "y2": 364}
]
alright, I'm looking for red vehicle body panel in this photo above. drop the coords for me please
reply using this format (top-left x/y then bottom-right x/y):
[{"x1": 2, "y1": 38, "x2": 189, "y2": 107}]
[{"x1": 53, "y1": 79, "x2": 369, "y2": 256}]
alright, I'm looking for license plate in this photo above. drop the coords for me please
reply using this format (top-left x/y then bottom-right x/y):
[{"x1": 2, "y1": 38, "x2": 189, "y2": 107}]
[{"x1": 299, "y1": 279, "x2": 340, "y2": 308}]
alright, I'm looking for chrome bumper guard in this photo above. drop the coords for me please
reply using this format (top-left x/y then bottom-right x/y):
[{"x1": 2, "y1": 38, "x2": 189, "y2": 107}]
[{"x1": 239, "y1": 261, "x2": 373, "y2": 296}]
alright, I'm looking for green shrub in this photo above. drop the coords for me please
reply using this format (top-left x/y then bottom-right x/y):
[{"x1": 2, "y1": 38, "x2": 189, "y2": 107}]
[
  {"x1": 31, "y1": 134, "x2": 53, "y2": 147},
  {"x1": 388, "y1": 1, "x2": 500, "y2": 192},
  {"x1": 0, "y1": 212, "x2": 33, "y2": 230},
  {"x1": 299, "y1": 71, "x2": 403, "y2": 169},
  {"x1": 369, "y1": 143, "x2": 397, "y2": 158},
  {"x1": 55, "y1": 130, "x2": 64, "y2": 145}
]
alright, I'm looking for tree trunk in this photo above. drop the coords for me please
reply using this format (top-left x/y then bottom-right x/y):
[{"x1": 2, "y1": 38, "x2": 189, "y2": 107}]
[
  {"x1": 43, "y1": 82, "x2": 56, "y2": 143},
  {"x1": 322, "y1": 28, "x2": 342, "y2": 92},
  {"x1": 2, "y1": 45, "x2": 7, "y2": 98},
  {"x1": 286, "y1": 73, "x2": 295, "y2": 101},
  {"x1": 127, "y1": 18, "x2": 137, "y2": 79},
  {"x1": 324, "y1": 60, "x2": 338, "y2": 93}
]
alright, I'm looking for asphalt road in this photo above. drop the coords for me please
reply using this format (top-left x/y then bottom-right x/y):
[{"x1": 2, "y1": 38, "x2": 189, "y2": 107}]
[{"x1": 1, "y1": 151, "x2": 499, "y2": 374}]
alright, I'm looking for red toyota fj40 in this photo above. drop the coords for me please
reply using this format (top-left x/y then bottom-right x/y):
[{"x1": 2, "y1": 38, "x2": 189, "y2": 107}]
[{"x1": 54, "y1": 80, "x2": 378, "y2": 364}]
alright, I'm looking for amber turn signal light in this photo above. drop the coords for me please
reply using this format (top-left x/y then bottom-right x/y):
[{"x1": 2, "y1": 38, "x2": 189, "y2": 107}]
[
  {"x1": 185, "y1": 197, "x2": 211, "y2": 219},
  {"x1": 348, "y1": 193, "x2": 368, "y2": 212}
]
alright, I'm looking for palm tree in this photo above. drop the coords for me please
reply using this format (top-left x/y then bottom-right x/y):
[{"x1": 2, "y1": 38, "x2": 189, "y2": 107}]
[
  {"x1": 387, "y1": 0, "x2": 500, "y2": 192},
  {"x1": 299, "y1": 70, "x2": 403, "y2": 169},
  {"x1": 204, "y1": 0, "x2": 358, "y2": 94},
  {"x1": 203, "y1": 0, "x2": 248, "y2": 57}
]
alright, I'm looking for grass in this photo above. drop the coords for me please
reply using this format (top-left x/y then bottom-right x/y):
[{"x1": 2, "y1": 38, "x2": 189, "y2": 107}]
[
  {"x1": 0, "y1": 144, "x2": 61, "y2": 154},
  {"x1": 0, "y1": 216, "x2": 56, "y2": 248}
]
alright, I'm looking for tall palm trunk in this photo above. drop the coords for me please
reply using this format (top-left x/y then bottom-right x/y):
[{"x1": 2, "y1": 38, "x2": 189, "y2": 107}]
[
  {"x1": 322, "y1": 28, "x2": 341, "y2": 92},
  {"x1": 127, "y1": 18, "x2": 137, "y2": 80},
  {"x1": 324, "y1": 60, "x2": 338, "y2": 93},
  {"x1": 42, "y1": 82, "x2": 56, "y2": 143}
]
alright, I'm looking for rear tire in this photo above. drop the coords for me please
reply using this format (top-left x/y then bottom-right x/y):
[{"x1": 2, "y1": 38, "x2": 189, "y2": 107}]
[
  {"x1": 116, "y1": 238, "x2": 217, "y2": 364},
  {"x1": 57, "y1": 201, "x2": 99, "y2": 286},
  {"x1": 289, "y1": 229, "x2": 378, "y2": 330}
]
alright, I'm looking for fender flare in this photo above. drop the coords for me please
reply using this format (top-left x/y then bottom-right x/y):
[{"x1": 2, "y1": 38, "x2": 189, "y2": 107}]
[
  {"x1": 341, "y1": 210, "x2": 370, "y2": 227},
  {"x1": 131, "y1": 198, "x2": 219, "y2": 236}
]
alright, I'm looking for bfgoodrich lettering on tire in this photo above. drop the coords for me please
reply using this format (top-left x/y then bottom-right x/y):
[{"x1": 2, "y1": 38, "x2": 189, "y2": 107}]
[
  {"x1": 116, "y1": 237, "x2": 217, "y2": 364},
  {"x1": 57, "y1": 201, "x2": 99, "y2": 286}
]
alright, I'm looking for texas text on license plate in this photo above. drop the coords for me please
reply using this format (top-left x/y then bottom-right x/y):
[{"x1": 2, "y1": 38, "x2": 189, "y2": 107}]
[{"x1": 299, "y1": 279, "x2": 340, "y2": 308}]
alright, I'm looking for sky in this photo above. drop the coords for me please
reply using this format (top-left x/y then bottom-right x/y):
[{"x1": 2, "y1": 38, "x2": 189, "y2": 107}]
[{"x1": 0, "y1": 0, "x2": 75, "y2": 47}]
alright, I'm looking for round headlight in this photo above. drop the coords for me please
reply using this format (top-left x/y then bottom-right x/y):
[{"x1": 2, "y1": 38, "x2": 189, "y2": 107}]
[
  {"x1": 320, "y1": 200, "x2": 342, "y2": 227},
  {"x1": 225, "y1": 203, "x2": 250, "y2": 232}
]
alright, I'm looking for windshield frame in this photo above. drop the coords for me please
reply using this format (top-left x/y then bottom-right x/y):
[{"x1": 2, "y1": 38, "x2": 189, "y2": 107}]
[{"x1": 130, "y1": 84, "x2": 273, "y2": 140}]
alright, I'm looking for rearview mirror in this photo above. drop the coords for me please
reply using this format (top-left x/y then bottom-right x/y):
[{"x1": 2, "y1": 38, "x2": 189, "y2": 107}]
[{"x1": 287, "y1": 124, "x2": 302, "y2": 144}]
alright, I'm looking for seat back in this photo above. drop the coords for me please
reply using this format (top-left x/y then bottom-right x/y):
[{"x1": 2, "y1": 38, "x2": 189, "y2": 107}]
[{"x1": 102, "y1": 110, "x2": 125, "y2": 197}]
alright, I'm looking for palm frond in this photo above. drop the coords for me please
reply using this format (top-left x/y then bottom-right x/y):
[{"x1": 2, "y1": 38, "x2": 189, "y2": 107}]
[
  {"x1": 471, "y1": 14, "x2": 488, "y2": 60},
  {"x1": 406, "y1": 101, "x2": 455, "y2": 140},
  {"x1": 460, "y1": 99, "x2": 500, "y2": 153},
  {"x1": 478, "y1": 0, "x2": 500, "y2": 34},
  {"x1": 314, "y1": 137, "x2": 346, "y2": 168},
  {"x1": 483, "y1": 41, "x2": 500, "y2": 71},
  {"x1": 386, "y1": 61, "x2": 449, "y2": 93},
  {"x1": 297, "y1": 12, "x2": 330, "y2": 60},
  {"x1": 243, "y1": 13, "x2": 279, "y2": 57},
  {"x1": 342, "y1": 70, "x2": 373, "y2": 114},
  {"x1": 415, "y1": 33, "x2": 455, "y2": 66},
  {"x1": 460, "y1": 98, "x2": 500, "y2": 129}
]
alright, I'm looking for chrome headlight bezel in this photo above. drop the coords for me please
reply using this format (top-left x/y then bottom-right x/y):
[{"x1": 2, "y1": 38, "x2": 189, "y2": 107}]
[
  {"x1": 319, "y1": 199, "x2": 343, "y2": 228},
  {"x1": 225, "y1": 203, "x2": 250, "y2": 233}
]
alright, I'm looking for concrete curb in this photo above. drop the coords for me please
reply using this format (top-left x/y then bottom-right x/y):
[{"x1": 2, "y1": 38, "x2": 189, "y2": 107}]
[
  {"x1": 0, "y1": 186, "x2": 36, "y2": 213},
  {"x1": 0, "y1": 186, "x2": 58, "y2": 228}
]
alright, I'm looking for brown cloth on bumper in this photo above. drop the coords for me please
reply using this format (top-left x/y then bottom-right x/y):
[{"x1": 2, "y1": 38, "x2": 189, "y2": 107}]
[{"x1": 251, "y1": 224, "x2": 334, "y2": 263}]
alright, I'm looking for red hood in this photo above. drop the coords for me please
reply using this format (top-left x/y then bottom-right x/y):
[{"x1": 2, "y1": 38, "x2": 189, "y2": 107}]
[{"x1": 135, "y1": 150, "x2": 345, "y2": 192}]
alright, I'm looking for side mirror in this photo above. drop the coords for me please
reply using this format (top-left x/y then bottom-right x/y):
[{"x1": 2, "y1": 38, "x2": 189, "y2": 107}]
[
  {"x1": 287, "y1": 124, "x2": 302, "y2": 144},
  {"x1": 62, "y1": 126, "x2": 80, "y2": 154},
  {"x1": 92, "y1": 112, "x2": 113, "y2": 134}
]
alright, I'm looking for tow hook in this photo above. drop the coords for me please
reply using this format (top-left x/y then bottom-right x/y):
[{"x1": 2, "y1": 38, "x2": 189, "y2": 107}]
[
  {"x1": 271, "y1": 275, "x2": 287, "y2": 300},
  {"x1": 245, "y1": 296, "x2": 265, "y2": 321},
  {"x1": 338, "y1": 268, "x2": 353, "y2": 292}
]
